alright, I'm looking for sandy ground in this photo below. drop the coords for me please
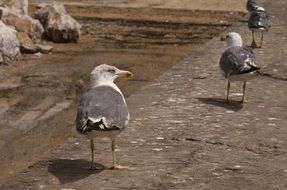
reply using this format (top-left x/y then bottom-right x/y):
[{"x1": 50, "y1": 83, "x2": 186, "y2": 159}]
[
  {"x1": 30, "y1": 0, "x2": 247, "y2": 12},
  {"x1": 2, "y1": 0, "x2": 287, "y2": 188},
  {"x1": 0, "y1": 0, "x2": 246, "y2": 186}
]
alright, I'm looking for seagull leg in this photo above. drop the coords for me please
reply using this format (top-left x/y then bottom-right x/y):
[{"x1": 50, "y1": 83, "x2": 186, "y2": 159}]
[
  {"x1": 110, "y1": 139, "x2": 130, "y2": 170},
  {"x1": 89, "y1": 139, "x2": 97, "y2": 170},
  {"x1": 240, "y1": 82, "x2": 247, "y2": 103},
  {"x1": 259, "y1": 32, "x2": 264, "y2": 48},
  {"x1": 226, "y1": 81, "x2": 230, "y2": 102},
  {"x1": 111, "y1": 139, "x2": 117, "y2": 169},
  {"x1": 251, "y1": 31, "x2": 258, "y2": 48}
]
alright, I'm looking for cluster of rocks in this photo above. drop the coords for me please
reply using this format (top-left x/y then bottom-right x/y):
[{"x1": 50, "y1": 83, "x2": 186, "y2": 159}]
[{"x1": 0, "y1": 0, "x2": 81, "y2": 64}]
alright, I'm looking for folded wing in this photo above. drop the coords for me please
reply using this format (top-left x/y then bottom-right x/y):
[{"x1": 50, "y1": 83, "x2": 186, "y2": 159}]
[{"x1": 76, "y1": 86, "x2": 129, "y2": 134}]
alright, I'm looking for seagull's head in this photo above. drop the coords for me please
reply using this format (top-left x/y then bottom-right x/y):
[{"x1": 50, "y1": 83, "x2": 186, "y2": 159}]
[
  {"x1": 225, "y1": 32, "x2": 243, "y2": 48},
  {"x1": 90, "y1": 64, "x2": 133, "y2": 87}
]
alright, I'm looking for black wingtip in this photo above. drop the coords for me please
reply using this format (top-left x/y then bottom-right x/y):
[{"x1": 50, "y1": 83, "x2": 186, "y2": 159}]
[
  {"x1": 248, "y1": 66, "x2": 261, "y2": 73},
  {"x1": 238, "y1": 66, "x2": 260, "y2": 75},
  {"x1": 253, "y1": 66, "x2": 260, "y2": 71},
  {"x1": 78, "y1": 119, "x2": 89, "y2": 134},
  {"x1": 78, "y1": 118, "x2": 120, "y2": 134},
  {"x1": 78, "y1": 119, "x2": 104, "y2": 134}
]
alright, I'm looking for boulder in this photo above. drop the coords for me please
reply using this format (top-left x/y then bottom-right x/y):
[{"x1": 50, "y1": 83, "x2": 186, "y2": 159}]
[
  {"x1": 34, "y1": 2, "x2": 81, "y2": 43},
  {"x1": 0, "y1": 7, "x2": 44, "y2": 42},
  {"x1": 17, "y1": 32, "x2": 53, "y2": 54},
  {"x1": 0, "y1": 20, "x2": 20, "y2": 62},
  {"x1": 35, "y1": 44, "x2": 53, "y2": 53},
  {"x1": 0, "y1": 0, "x2": 28, "y2": 15},
  {"x1": 17, "y1": 31, "x2": 37, "y2": 53}
]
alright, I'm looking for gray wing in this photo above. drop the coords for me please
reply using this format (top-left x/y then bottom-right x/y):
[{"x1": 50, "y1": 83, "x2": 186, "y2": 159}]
[
  {"x1": 75, "y1": 86, "x2": 129, "y2": 133},
  {"x1": 246, "y1": 0, "x2": 262, "y2": 12},
  {"x1": 248, "y1": 11, "x2": 271, "y2": 31},
  {"x1": 220, "y1": 46, "x2": 259, "y2": 77}
]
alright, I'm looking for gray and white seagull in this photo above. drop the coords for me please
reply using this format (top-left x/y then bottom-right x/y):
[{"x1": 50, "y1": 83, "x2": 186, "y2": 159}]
[
  {"x1": 248, "y1": 7, "x2": 271, "y2": 48},
  {"x1": 76, "y1": 64, "x2": 133, "y2": 169},
  {"x1": 219, "y1": 32, "x2": 260, "y2": 103},
  {"x1": 246, "y1": 0, "x2": 262, "y2": 12}
]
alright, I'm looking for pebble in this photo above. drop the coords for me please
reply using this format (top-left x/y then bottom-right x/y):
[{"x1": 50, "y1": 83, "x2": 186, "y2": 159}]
[
  {"x1": 34, "y1": 52, "x2": 42, "y2": 57},
  {"x1": 152, "y1": 148, "x2": 163, "y2": 151}
]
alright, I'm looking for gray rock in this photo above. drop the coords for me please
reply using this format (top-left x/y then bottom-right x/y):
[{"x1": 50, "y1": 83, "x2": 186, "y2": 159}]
[
  {"x1": 17, "y1": 31, "x2": 38, "y2": 53},
  {"x1": 36, "y1": 2, "x2": 67, "y2": 14},
  {"x1": 0, "y1": 0, "x2": 28, "y2": 15},
  {"x1": 0, "y1": 20, "x2": 20, "y2": 62},
  {"x1": 18, "y1": 32, "x2": 53, "y2": 54},
  {"x1": 0, "y1": 7, "x2": 44, "y2": 42},
  {"x1": 35, "y1": 44, "x2": 53, "y2": 53},
  {"x1": 34, "y1": 2, "x2": 81, "y2": 43}
]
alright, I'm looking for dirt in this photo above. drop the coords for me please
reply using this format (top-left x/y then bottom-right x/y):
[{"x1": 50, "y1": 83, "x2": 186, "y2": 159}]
[
  {"x1": 30, "y1": 0, "x2": 247, "y2": 12},
  {"x1": 0, "y1": 0, "x2": 245, "y2": 186}
]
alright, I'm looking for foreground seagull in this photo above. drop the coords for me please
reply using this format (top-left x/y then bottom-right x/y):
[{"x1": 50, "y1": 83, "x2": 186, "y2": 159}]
[
  {"x1": 76, "y1": 64, "x2": 133, "y2": 169},
  {"x1": 248, "y1": 7, "x2": 271, "y2": 48},
  {"x1": 246, "y1": 0, "x2": 262, "y2": 12},
  {"x1": 219, "y1": 32, "x2": 260, "y2": 103}
]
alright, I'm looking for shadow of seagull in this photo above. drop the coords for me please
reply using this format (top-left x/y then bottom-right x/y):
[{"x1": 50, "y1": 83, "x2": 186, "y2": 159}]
[
  {"x1": 196, "y1": 97, "x2": 243, "y2": 112},
  {"x1": 48, "y1": 159, "x2": 105, "y2": 184}
]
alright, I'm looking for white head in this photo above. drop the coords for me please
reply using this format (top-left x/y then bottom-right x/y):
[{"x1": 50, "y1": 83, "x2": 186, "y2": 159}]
[
  {"x1": 225, "y1": 32, "x2": 243, "y2": 47},
  {"x1": 90, "y1": 64, "x2": 133, "y2": 88}
]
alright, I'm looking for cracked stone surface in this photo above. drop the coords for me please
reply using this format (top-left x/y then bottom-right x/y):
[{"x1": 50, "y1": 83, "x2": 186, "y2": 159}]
[{"x1": 1, "y1": 0, "x2": 287, "y2": 189}]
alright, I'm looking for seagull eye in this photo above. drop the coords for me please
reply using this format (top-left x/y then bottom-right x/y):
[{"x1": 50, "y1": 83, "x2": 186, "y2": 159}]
[{"x1": 107, "y1": 69, "x2": 116, "y2": 73}]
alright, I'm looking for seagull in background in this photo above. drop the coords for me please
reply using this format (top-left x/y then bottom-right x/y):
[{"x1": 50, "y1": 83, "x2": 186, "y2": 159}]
[
  {"x1": 246, "y1": 0, "x2": 262, "y2": 12},
  {"x1": 248, "y1": 7, "x2": 271, "y2": 48},
  {"x1": 76, "y1": 64, "x2": 133, "y2": 170},
  {"x1": 219, "y1": 32, "x2": 260, "y2": 103}
]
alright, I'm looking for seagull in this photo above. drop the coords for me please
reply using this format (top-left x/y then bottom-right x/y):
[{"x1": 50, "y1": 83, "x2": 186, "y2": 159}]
[
  {"x1": 248, "y1": 7, "x2": 271, "y2": 48},
  {"x1": 76, "y1": 64, "x2": 133, "y2": 170},
  {"x1": 246, "y1": 0, "x2": 262, "y2": 12},
  {"x1": 219, "y1": 32, "x2": 260, "y2": 103}
]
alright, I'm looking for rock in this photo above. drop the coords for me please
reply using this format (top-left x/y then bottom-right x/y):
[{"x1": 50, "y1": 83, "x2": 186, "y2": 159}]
[
  {"x1": 34, "y1": 2, "x2": 81, "y2": 43},
  {"x1": 17, "y1": 32, "x2": 53, "y2": 54},
  {"x1": 17, "y1": 32, "x2": 38, "y2": 53},
  {"x1": 0, "y1": 7, "x2": 44, "y2": 42},
  {"x1": 36, "y1": 2, "x2": 67, "y2": 15},
  {"x1": 0, "y1": 20, "x2": 20, "y2": 62},
  {"x1": 35, "y1": 44, "x2": 53, "y2": 53},
  {"x1": 17, "y1": 32, "x2": 34, "y2": 52},
  {"x1": 34, "y1": 52, "x2": 42, "y2": 57},
  {"x1": 0, "y1": 52, "x2": 3, "y2": 63},
  {"x1": 0, "y1": 0, "x2": 28, "y2": 15}
]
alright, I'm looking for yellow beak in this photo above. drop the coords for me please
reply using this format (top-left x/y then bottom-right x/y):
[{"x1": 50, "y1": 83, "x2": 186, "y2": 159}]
[{"x1": 116, "y1": 70, "x2": 133, "y2": 77}]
